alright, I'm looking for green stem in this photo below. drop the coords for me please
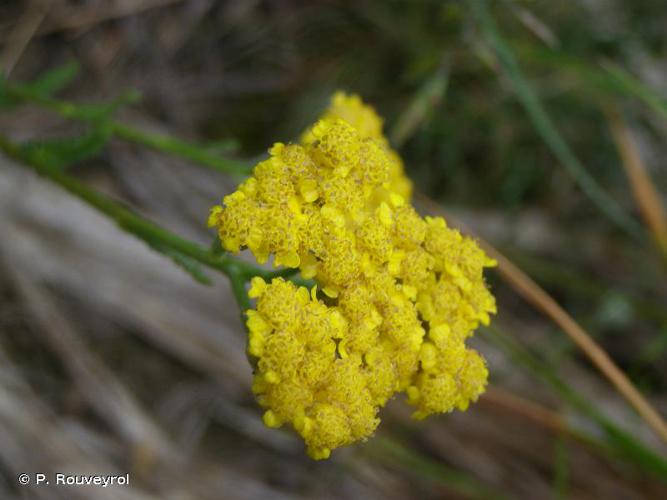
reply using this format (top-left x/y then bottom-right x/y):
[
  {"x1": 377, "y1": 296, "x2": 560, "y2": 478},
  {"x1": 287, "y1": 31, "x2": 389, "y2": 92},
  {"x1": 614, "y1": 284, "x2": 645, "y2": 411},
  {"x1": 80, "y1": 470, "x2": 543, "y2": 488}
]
[
  {"x1": 0, "y1": 134, "x2": 291, "y2": 289},
  {"x1": 4, "y1": 85, "x2": 252, "y2": 176},
  {"x1": 111, "y1": 122, "x2": 252, "y2": 177},
  {"x1": 228, "y1": 267, "x2": 252, "y2": 312},
  {"x1": 470, "y1": 0, "x2": 645, "y2": 240}
]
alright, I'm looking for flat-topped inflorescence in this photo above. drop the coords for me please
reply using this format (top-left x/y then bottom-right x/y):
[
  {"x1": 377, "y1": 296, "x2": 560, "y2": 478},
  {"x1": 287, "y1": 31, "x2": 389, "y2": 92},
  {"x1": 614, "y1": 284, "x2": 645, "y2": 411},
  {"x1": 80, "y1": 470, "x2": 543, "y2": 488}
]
[{"x1": 208, "y1": 92, "x2": 496, "y2": 459}]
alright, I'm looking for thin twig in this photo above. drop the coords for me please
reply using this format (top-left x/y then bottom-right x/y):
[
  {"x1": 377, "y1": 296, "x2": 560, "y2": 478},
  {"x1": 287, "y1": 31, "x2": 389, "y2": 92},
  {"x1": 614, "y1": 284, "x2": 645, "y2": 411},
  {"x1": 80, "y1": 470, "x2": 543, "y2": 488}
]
[{"x1": 416, "y1": 193, "x2": 667, "y2": 449}]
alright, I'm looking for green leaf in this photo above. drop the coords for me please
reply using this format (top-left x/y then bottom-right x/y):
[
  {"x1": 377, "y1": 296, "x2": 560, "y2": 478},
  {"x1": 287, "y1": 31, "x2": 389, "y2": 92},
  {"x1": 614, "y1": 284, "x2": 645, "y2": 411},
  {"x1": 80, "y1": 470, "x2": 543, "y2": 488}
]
[
  {"x1": 205, "y1": 138, "x2": 241, "y2": 155},
  {"x1": 0, "y1": 133, "x2": 261, "y2": 289},
  {"x1": 156, "y1": 245, "x2": 213, "y2": 285},
  {"x1": 112, "y1": 123, "x2": 253, "y2": 176},
  {"x1": 0, "y1": 62, "x2": 79, "y2": 109},
  {"x1": 5, "y1": 82, "x2": 140, "y2": 123},
  {"x1": 19, "y1": 125, "x2": 112, "y2": 171},
  {"x1": 26, "y1": 61, "x2": 80, "y2": 97},
  {"x1": 63, "y1": 90, "x2": 142, "y2": 122}
]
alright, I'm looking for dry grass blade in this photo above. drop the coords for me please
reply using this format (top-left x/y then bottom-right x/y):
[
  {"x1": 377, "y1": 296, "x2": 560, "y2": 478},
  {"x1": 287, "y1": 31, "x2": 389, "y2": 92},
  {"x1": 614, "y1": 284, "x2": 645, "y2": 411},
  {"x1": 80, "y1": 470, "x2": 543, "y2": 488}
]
[
  {"x1": 607, "y1": 109, "x2": 667, "y2": 257},
  {"x1": 416, "y1": 193, "x2": 667, "y2": 449},
  {"x1": 481, "y1": 387, "x2": 566, "y2": 436}
]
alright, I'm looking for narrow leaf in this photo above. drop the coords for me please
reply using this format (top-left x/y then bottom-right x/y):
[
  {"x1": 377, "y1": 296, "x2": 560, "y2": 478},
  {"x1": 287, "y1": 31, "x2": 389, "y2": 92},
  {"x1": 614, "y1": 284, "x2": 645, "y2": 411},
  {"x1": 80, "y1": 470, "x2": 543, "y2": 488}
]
[
  {"x1": 27, "y1": 61, "x2": 80, "y2": 97},
  {"x1": 19, "y1": 125, "x2": 112, "y2": 170},
  {"x1": 156, "y1": 245, "x2": 213, "y2": 285}
]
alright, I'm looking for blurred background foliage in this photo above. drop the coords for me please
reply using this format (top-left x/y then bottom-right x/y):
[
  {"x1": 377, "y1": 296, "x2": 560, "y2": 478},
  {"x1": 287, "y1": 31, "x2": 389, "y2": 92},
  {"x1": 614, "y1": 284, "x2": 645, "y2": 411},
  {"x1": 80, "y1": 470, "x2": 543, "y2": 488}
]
[{"x1": 0, "y1": 1, "x2": 666, "y2": 499}]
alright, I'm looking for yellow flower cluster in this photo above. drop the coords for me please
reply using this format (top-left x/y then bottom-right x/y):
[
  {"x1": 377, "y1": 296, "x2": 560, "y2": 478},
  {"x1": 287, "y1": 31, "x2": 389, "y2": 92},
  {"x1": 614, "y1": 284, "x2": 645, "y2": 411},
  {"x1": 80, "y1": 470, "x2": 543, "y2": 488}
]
[{"x1": 208, "y1": 92, "x2": 496, "y2": 460}]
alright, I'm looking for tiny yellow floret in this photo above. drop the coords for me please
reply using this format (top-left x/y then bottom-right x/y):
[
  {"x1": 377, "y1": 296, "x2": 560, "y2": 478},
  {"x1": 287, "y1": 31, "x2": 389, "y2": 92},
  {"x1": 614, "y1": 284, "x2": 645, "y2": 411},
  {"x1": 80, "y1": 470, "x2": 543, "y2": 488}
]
[{"x1": 248, "y1": 277, "x2": 267, "y2": 298}]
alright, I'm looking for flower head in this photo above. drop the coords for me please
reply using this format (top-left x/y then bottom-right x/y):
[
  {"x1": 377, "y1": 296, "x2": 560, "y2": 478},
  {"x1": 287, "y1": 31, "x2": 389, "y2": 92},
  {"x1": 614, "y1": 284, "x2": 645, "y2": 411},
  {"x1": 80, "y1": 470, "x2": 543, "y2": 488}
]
[{"x1": 208, "y1": 92, "x2": 496, "y2": 459}]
